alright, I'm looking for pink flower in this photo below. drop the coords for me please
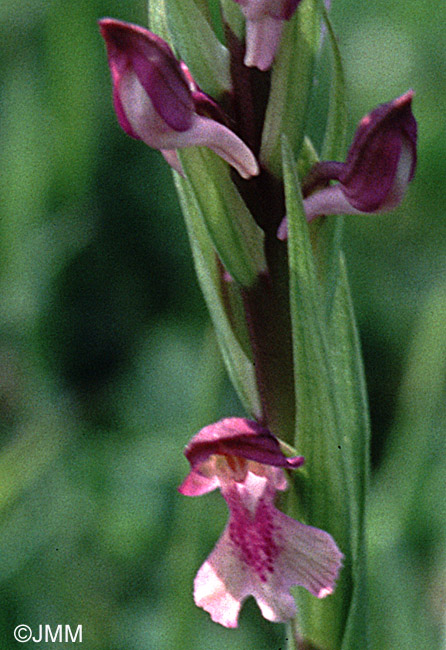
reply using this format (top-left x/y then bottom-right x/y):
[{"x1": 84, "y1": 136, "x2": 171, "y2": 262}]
[
  {"x1": 234, "y1": 0, "x2": 302, "y2": 70},
  {"x1": 278, "y1": 90, "x2": 417, "y2": 238},
  {"x1": 179, "y1": 417, "x2": 343, "y2": 627},
  {"x1": 99, "y1": 19, "x2": 259, "y2": 178}
]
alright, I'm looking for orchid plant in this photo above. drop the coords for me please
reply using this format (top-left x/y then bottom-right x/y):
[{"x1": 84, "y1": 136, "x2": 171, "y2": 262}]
[{"x1": 100, "y1": 1, "x2": 417, "y2": 648}]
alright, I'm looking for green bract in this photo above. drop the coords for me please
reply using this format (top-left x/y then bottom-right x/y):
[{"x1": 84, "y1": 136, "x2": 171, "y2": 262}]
[
  {"x1": 178, "y1": 148, "x2": 266, "y2": 287},
  {"x1": 282, "y1": 137, "x2": 370, "y2": 649},
  {"x1": 166, "y1": 0, "x2": 231, "y2": 97},
  {"x1": 260, "y1": 0, "x2": 321, "y2": 177}
]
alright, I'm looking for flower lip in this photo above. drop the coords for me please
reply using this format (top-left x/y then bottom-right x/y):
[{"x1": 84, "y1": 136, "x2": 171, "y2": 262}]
[{"x1": 183, "y1": 417, "x2": 305, "y2": 470}]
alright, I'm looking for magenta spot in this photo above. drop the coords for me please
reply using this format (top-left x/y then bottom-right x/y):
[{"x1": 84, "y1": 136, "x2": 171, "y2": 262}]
[{"x1": 228, "y1": 494, "x2": 280, "y2": 581}]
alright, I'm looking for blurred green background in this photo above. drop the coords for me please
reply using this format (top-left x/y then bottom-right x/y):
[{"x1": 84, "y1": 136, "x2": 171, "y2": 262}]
[{"x1": 0, "y1": 0, "x2": 445, "y2": 648}]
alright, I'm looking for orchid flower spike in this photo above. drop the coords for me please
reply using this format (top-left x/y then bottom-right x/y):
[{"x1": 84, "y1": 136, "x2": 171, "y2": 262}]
[
  {"x1": 278, "y1": 90, "x2": 417, "y2": 239},
  {"x1": 234, "y1": 0, "x2": 303, "y2": 71},
  {"x1": 99, "y1": 19, "x2": 259, "y2": 178},
  {"x1": 179, "y1": 417, "x2": 343, "y2": 627}
]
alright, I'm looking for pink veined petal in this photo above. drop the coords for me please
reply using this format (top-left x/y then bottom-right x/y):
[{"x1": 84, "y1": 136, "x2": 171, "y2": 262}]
[
  {"x1": 178, "y1": 468, "x2": 219, "y2": 496},
  {"x1": 194, "y1": 527, "x2": 253, "y2": 628},
  {"x1": 184, "y1": 417, "x2": 304, "y2": 470},
  {"x1": 264, "y1": 512, "x2": 344, "y2": 600},
  {"x1": 244, "y1": 17, "x2": 284, "y2": 71},
  {"x1": 194, "y1": 472, "x2": 342, "y2": 627}
]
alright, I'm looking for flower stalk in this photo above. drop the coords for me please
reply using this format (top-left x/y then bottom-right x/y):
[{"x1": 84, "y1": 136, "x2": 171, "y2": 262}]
[{"x1": 100, "y1": 0, "x2": 418, "y2": 647}]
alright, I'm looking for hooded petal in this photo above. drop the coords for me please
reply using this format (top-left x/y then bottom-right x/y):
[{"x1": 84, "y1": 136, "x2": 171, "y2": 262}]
[
  {"x1": 99, "y1": 18, "x2": 193, "y2": 133},
  {"x1": 99, "y1": 18, "x2": 259, "y2": 178},
  {"x1": 340, "y1": 90, "x2": 417, "y2": 212},
  {"x1": 278, "y1": 91, "x2": 417, "y2": 234},
  {"x1": 183, "y1": 417, "x2": 304, "y2": 471}
]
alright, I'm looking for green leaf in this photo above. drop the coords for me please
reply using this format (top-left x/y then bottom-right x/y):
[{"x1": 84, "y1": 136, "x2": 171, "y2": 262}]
[
  {"x1": 148, "y1": 0, "x2": 172, "y2": 42},
  {"x1": 309, "y1": 2, "x2": 348, "y2": 312},
  {"x1": 321, "y1": 4, "x2": 347, "y2": 161},
  {"x1": 283, "y1": 136, "x2": 369, "y2": 649},
  {"x1": 219, "y1": 0, "x2": 245, "y2": 40},
  {"x1": 329, "y1": 256, "x2": 370, "y2": 650},
  {"x1": 297, "y1": 135, "x2": 320, "y2": 180},
  {"x1": 166, "y1": 0, "x2": 231, "y2": 97},
  {"x1": 173, "y1": 173, "x2": 262, "y2": 417},
  {"x1": 178, "y1": 147, "x2": 266, "y2": 287},
  {"x1": 260, "y1": 0, "x2": 321, "y2": 177}
]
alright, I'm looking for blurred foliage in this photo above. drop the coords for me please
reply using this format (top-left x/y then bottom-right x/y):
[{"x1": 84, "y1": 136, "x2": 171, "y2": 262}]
[{"x1": 0, "y1": 0, "x2": 445, "y2": 648}]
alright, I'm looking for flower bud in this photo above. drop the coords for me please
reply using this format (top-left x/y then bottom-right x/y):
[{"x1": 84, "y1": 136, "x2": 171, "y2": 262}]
[
  {"x1": 278, "y1": 90, "x2": 417, "y2": 237},
  {"x1": 99, "y1": 18, "x2": 259, "y2": 178},
  {"x1": 234, "y1": 0, "x2": 302, "y2": 70}
]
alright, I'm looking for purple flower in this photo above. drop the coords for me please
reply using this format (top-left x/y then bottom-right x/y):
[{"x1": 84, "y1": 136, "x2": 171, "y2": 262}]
[
  {"x1": 278, "y1": 90, "x2": 417, "y2": 237},
  {"x1": 99, "y1": 19, "x2": 259, "y2": 178},
  {"x1": 179, "y1": 417, "x2": 343, "y2": 627},
  {"x1": 233, "y1": 0, "x2": 303, "y2": 70}
]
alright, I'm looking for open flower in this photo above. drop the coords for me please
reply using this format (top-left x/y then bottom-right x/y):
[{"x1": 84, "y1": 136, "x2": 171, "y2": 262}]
[
  {"x1": 278, "y1": 90, "x2": 417, "y2": 238},
  {"x1": 179, "y1": 417, "x2": 343, "y2": 627},
  {"x1": 99, "y1": 19, "x2": 259, "y2": 178},
  {"x1": 234, "y1": 0, "x2": 302, "y2": 70}
]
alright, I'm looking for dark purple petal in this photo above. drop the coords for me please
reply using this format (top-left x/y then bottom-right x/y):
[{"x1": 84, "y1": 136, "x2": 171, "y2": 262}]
[
  {"x1": 281, "y1": 0, "x2": 303, "y2": 20},
  {"x1": 340, "y1": 90, "x2": 417, "y2": 212},
  {"x1": 184, "y1": 417, "x2": 305, "y2": 469},
  {"x1": 99, "y1": 18, "x2": 194, "y2": 132}
]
